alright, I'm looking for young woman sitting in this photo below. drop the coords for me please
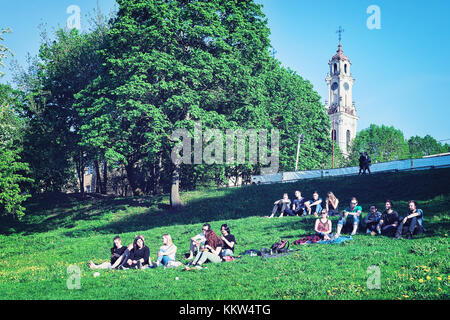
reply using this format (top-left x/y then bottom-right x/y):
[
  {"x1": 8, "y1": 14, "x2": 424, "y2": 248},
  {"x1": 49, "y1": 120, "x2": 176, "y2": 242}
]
[
  {"x1": 314, "y1": 209, "x2": 333, "y2": 241},
  {"x1": 155, "y1": 234, "x2": 177, "y2": 267},
  {"x1": 190, "y1": 230, "x2": 223, "y2": 269},
  {"x1": 122, "y1": 235, "x2": 150, "y2": 269}
]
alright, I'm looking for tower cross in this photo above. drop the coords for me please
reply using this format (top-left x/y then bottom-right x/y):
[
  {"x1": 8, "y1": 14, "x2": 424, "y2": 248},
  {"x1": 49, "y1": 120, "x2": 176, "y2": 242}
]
[{"x1": 336, "y1": 26, "x2": 344, "y2": 43}]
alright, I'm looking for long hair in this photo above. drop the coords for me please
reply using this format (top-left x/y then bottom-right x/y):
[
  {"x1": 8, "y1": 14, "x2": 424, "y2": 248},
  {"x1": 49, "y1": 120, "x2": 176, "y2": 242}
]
[
  {"x1": 162, "y1": 234, "x2": 173, "y2": 246},
  {"x1": 205, "y1": 230, "x2": 223, "y2": 250},
  {"x1": 327, "y1": 191, "x2": 337, "y2": 203},
  {"x1": 133, "y1": 236, "x2": 145, "y2": 251}
]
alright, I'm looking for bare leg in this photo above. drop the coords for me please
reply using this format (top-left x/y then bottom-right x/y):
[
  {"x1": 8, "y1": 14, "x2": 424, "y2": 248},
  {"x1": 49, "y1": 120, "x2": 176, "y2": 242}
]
[
  {"x1": 350, "y1": 224, "x2": 358, "y2": 236},
  {"x1": 90, "y1": 261, "x2": 111, "y2": 270}
]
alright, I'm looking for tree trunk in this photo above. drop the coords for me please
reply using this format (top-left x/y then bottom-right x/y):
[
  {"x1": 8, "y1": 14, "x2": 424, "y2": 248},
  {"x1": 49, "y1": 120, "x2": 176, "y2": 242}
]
[
  {"x1": 125, "y1": 161, "x2": 142, "y2": 196},
  {"x1": 102, "y1": 160, "x2": 108, "y2": 194},
  {"x1": 94, "y1": 160, "x2": 102, "y2": 193},
  {"x1": 170, "y1": 163, "x2": 183, "y2": 209}
]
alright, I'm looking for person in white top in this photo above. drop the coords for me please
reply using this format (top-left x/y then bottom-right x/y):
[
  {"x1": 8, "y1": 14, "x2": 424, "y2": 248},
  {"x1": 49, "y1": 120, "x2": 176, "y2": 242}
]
[
  {"x1": 155, "y1": 234, "x2": 177, "y2": 267},
  {"x1": 187, "y1": 223, "x2": 210, "y2": 260}
]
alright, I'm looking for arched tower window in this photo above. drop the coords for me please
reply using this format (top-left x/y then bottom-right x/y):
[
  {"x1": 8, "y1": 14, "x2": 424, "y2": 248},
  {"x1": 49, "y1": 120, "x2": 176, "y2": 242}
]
[
  {"x1": 344, "y1": 64, "x2": 347, "y2": 74},
  {"x1": 333, "y1": 63, "x2": 337, "y2": 75},
  {"x1": 346, "y1": 130, "x2": 351, "y2": 148}
]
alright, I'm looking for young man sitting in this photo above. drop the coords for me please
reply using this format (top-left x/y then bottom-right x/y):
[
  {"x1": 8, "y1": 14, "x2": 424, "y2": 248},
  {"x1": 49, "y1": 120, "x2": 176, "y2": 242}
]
[
  {"x1": 335, "y1": 197, "x2": 362, "y2": 238},
  {"x1": 364, "y1": 205, "x2": 382, "y2": 236},
  {"x1": 395, "y1": 200, "x2": 425, "y2": 239},
  {"x1": 284, "y1": 190, "x2": 307, "y2": 216},
  {"x1": 377, "y1": 200, "x2": 399, "y2": 237},
  {"x1": 305, "y1": 191, "x2": 323, "y2": 217},
  {"x1": 267, "y1": 193, "x2": 291, "y2": 218}
]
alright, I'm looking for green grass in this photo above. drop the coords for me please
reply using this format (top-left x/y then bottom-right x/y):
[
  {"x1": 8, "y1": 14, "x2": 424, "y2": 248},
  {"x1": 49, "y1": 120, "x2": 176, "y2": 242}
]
[{"x1": 0, "y1": 168, "x2": 449, "y2": 300}]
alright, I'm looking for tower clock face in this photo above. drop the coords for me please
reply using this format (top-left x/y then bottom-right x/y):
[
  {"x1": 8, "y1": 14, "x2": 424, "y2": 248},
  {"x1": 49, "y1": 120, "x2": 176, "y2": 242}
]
[
  {"x1": 344, "y1": 82, "x2": 349, "y2": 91},
  {"x1": 331, "y1": 82, "x2": 338, "y2": 91}
]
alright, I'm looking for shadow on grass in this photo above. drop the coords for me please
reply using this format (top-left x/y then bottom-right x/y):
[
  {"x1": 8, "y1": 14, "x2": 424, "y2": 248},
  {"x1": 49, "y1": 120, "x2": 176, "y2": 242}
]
[{"x1": 2, "y1": 167, "x2": 450, "y2": 238}]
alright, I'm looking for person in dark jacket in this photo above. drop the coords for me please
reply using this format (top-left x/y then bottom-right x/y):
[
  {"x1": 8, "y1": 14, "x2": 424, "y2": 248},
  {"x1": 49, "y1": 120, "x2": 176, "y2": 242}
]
[
  {"x1": 122, "y1": 235, "x2": 150, "y2": 269},
  {"x1": 377, "y1": 200, "x2": 400, "y2": 237},
  {"x1": 365, "y1": 205, "x2": 382, "y2": 235},
  {"x1": 395, "y1": 200, "x2": 425, "y2": 239},
  {"x1": 358, "y1": 152, "x2": 365, "y2": 175},
  {"x1": 89, "y1": 235, "x2": 129, "y2": 269},
  {"x1": 363, "y1": 152, "x2": 371, "y2": 174}
]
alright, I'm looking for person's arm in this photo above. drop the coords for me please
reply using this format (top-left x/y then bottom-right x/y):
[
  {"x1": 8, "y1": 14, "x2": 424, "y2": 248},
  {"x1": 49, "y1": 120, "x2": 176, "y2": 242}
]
[
  {"x1": 402, "y1": 210, "x2": 421, "y2": 223},
  {"x1": 314, "y1": 219, "x2": 320, "y2": 233},
  {"x1": 311, "y1": 199, "x2": 322, "y2": 206},
  {"x1": 326, "y1": 200, "x2": 329, "y2": 211},
  {"x1": 326, "y1": 220, "x2": 332, "y2": 234},
  {"x1": 163, "y1": 245, "x2": 177, "y2": 257},
  {"x1": 221, "y1": 236, "x2": 234, "y2": 249},
  {"x1": 334, "y1": 199, "x2": 339, "y2": 209},
  {"x1": 212, "y1": 246, "x2": 222, "y2": 256}
]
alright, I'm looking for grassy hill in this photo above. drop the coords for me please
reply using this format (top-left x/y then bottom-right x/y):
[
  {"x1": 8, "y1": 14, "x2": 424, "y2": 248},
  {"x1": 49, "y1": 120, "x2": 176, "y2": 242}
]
[{"x1": 0, "y1": 168, "x2": 449, "y2": 300}]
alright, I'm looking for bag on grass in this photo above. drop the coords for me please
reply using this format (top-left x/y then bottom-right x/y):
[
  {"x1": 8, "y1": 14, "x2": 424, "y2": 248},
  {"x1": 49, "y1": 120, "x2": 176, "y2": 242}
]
[{"x1": 269, "y1": 239, "x2": 290, "y2": 254}]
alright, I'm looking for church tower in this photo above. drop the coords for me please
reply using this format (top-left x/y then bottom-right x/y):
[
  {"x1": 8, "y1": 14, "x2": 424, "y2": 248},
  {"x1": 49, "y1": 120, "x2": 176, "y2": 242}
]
[{"x1": 325, "y1": 27, "x2": 358, "y2": 157}]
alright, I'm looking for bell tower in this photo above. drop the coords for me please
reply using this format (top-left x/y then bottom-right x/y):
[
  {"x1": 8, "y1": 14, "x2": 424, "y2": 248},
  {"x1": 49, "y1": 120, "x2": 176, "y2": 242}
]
[{"x1": 325, "y1": 27, "x2": 358, "y2": 157}]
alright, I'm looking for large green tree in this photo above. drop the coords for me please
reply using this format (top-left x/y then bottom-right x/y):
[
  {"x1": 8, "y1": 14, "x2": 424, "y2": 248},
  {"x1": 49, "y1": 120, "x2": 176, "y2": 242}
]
[
  {"x1": 408, "y1": 135, "x2": 449, "y2": 159},
  {"x1": 348, "y1": 124, "x2": 410, "y2": 165}
]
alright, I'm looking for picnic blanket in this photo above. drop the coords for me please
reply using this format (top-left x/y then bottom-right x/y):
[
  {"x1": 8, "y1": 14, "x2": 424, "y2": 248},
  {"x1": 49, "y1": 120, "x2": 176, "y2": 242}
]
[{"x1": 293, "y1": 235, "x2": 353, "y2": 245}]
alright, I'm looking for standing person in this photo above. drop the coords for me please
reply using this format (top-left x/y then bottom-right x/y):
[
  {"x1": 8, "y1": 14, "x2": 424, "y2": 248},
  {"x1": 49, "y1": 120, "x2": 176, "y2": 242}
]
[
  {"x1": 220, "y1": 224, "x2": 236, "y2": 257},
  {"x1": 285, "y1": 190, "x2": 307, "y2": 216},
  {"x1": 89, "y1": 235, "x2": 129, "y2": 270},
  {"x1": 305, "y1": 191, "x2": 323, "y2": 217},
  {"x1": 122, "y1": 235, "x2": 150, "y2": 269},
  {"x1": 358, "y1": 152, "x2": 365, "y2": 175},
  {"x1": 314, "y1": 209, "x2": 333, "y2": 240},
  {"x1": 364, "y1": 205, "x2": 382, "y2": 236},
  {"x1": 325, "y1": 191, "x2": 339, "y2": 216},
  {"x1": 190, "y1": 230, "x2": 223, "y2": 268},
  {"x1": 363, "y1": 152, "x2": 372, "y2": 174},
  {"x1": 187, "y1": 223, "x2": 210, "y2": 260},
  {"x1": 155, "y1": 234, "x2": 177, "y2": 267},
  {"x1": 377, "y1": 200, "x2": 400, "y2": 237},
  {"x1": 335, "y1": 197, "x2": 362, "y2": 237},
  {"x1": 267, "y1": 193, "x2": 291, "y2": 218},
  {"x1": 395, "y1": 200, "x2": 425, "y2": 239}
]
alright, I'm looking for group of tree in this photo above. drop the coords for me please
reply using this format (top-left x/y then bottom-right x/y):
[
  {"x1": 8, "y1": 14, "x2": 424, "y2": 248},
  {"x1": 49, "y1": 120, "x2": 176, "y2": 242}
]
[
  {"x1": 1, "y1": 0, "x2": 335, "y2": 215},
  {"x1": 347, "y1": 124, "x2": 449, "y2": 166},
  {"x1": 1, "y1": 0, "x2": 447, "y2": 219}
]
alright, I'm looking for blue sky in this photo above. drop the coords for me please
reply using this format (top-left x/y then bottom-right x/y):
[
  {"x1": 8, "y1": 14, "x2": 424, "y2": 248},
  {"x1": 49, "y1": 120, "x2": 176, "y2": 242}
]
[{"x1": 1, "y1": 0, "x2": 449, "y2": 141}]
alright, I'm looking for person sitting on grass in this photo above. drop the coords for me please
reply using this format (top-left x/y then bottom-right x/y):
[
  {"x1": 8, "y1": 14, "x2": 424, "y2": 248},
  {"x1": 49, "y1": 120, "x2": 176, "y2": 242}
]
[
  {"x1": 364, "y1": 205, "x2": 382, "y2": 236},
  {"x1": 220, "y1": 224, "x2": 236, "y2": 257},
  {"x1": 325, "y1": 191, "x2": 339, "y2": 216},
  {"x1": 187, "y1": 223, "x2": 210, "y2": 260},
  {"x1": 89, "y1": 235, "x2": 129, "y2": 270},
  {"x1": 395, "y1": 200, "x2": 425, "y2": 240},
  {"x1": 190, "y1": 230, "x2": 223, "y2": 269},
  {"x1": 335, "y1": 197, "x2": 362, "y2": 238},
  {"x1": 305, "y1": 191, "x2": 323, "y2": 217},
  {"x1": 376, "y1": 200, "x2": 399, "y2": 237},
  {"x1": 314, "y1": 209, "x2": 333, "y2": 240},
  {"x1": 266, "y1": 193, "x2": 291, "y2": 218},
  {"x1": 122, "y1": 235, "x2": 150, "y2": 269},
  {"x1": 155, "y1": 234, "x2": 177, "y2": 267},
  {"x1": 285, "y1": 190, "x2": 307, "y2": 216}
]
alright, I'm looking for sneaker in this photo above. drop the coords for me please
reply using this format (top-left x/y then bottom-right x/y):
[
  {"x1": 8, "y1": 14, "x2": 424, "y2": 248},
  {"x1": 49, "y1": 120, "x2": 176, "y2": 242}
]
[{"x1": 195, "y1": 265, "x2": 203, "y2": 270}]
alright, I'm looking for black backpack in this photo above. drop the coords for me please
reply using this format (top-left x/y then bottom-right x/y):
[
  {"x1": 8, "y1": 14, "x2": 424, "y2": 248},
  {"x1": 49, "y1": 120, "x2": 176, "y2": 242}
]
[{"x1": 269, "y1": 239, "x2": 290, "y2": 254}]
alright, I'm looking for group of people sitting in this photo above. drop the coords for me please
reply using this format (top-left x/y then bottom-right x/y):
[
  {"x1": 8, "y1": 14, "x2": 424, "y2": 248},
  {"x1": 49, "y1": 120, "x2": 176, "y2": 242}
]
[
  {"x1": 266, "y1": 190, "x2": 425, "y2": 240},
  {"x1": 89, "y1": 191, "x2": 424, "y2": 271},
  {"x1": 89, "y1": 224, "x2": 236, "y2": 270}
]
